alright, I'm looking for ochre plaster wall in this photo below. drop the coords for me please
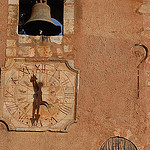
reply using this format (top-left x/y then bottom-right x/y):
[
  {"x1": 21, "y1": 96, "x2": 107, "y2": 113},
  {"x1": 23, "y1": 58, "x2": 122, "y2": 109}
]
[
  {"x1": 0, "y1": 0, "x2": 8, "y2": 66},
  {"x1": 0, "y1": 0, "x2": 150, "y2": 150}
]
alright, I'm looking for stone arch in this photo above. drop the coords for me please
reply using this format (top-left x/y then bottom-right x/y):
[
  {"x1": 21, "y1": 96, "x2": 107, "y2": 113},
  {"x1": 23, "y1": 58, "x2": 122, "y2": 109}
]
[{"x1": 100, "y1": 136, "x2": 137, "y2": 150}]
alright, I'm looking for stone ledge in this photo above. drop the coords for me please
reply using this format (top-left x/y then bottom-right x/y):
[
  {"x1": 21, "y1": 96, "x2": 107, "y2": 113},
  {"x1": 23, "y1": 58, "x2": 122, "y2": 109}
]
[
  {"x1": 8, "y1": 0, "x2": 19, "y2": 4},
  {"x1": 64, "y1": 0, "x2": 74, "y2": 3},
  {"x1": 50, "y1": 36, "x2": 63, "y2": 44},
  {"x1": 64, "y1": 4, "x2": 74, "y2": 20},
  {"x1": 138, "y1": 3, "x2": 150, "y2": 14}
]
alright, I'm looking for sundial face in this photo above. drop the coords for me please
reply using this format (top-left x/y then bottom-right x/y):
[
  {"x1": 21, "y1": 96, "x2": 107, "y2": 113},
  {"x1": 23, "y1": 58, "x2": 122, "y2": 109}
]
[{"x1": 1, "y1": 58, "x2": 78, "y2": 132}]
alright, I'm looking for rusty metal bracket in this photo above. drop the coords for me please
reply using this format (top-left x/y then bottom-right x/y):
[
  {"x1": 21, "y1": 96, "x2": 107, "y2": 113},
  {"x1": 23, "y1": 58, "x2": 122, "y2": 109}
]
[{"x1": 131, "y1": 44, "x2": 148, "y2": 98}]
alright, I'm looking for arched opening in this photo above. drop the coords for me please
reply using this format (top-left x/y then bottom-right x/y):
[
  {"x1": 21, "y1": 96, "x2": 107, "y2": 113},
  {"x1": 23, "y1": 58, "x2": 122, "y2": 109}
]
[
  {"x1": 100, "y1": 136, "x2": 137, "y2": 150},
  {"x1": 18, "y1": 0, "x2": 63, "y2": 35}
]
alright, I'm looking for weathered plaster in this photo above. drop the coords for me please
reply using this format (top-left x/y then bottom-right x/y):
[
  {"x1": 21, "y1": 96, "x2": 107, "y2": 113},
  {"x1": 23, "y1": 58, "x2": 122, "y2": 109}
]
[{"x1": 0, "y1": 0, "x2": 149, "y2": 149}]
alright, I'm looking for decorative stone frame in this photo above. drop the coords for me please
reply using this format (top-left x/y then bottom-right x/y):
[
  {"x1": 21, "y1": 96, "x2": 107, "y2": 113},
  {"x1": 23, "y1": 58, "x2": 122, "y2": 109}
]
[
  {"x1": 0, "y1": 0, "x2": 77, "y2": 132},
  {"x1": 7, "y1": 0, "x2": 75, "y2": 59}
]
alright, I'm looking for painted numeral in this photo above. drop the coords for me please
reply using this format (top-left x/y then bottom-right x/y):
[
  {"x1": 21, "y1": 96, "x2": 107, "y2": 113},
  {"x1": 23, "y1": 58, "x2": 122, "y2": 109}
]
[
  {"x1": 35, "y1": 64, "x2": 40, "y2": 72},
  {"x1": 11, "y1": 78, "x2": 18, "y2": 84},
  {"x1": 42, "y1": 65, "x2": 46, "y2": 73},
  {"x1": 19, "y1": 66, "x2": 30, "y2": 75},
  {"x1": 18, "y1": 89, "x2": 26, "y2": 94},
  {"x1": 35, "y1": 64, "x2": 46, "y2": 73},
  {"x1": 51, "y1": 117, "x2": 58, "y2": 123}
]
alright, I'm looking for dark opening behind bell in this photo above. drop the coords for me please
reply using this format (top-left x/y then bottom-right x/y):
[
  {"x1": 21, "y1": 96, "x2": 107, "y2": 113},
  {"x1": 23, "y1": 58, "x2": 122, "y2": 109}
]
[{"x1": 24, "y1": 1, "x2": 61, "y2": 36}]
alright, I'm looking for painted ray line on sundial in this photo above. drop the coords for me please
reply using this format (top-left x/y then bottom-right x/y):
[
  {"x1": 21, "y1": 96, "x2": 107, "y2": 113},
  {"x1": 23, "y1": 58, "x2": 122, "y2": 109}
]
[
  {"x1": 48, "y1": 69, "x2": 61, "y2": 82},
  {"x1": 23, "y1": 103, "x2": 30, "y2": 110},
  {"x1": 18, "y1": 83, "x2": 33, "y2": 92},
  {"x1": 61, "y1": 78, "x2": 70, "y2": 86},
  {"x1": 19, "y1": 112, "x2": 29, "y2": 122},
  {"x1": 5, "y1": 102, "x2": 19, "y2": 116},
  {"x1": 59, "y1": 105, "x2": 72, "y2": 115}
]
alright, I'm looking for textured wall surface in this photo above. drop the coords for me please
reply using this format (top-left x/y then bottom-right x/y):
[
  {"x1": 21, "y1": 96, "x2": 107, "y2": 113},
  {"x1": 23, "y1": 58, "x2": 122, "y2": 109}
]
[
  {"x1": 0, "y1": 0, "x2": 8, "y2": 66},
  {"x1": 0, "y1": 0, "x2": 150, "y2": 149}
]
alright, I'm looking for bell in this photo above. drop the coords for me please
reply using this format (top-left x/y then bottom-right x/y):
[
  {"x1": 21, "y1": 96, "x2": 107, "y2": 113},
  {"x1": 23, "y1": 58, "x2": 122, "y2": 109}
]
[{"x1": 24, "y1": 1, "x2": 61, "y2": 36}]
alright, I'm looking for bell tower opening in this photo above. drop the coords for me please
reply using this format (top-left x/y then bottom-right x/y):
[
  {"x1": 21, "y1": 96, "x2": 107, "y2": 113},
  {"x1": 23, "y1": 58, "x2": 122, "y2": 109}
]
[{"x1": 18, "y1": 0, "x2": 63, "y2": 36}]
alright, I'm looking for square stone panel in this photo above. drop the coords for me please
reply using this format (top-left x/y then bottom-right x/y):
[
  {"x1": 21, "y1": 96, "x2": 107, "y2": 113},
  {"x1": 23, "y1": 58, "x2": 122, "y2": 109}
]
[
  {"x1": 64, "y1": 4, "x2": 74, "y2": 20},
  {"x1": 7, "y1": 26, "x2": 18, "y2": 37},
  {"x1": 37, "y1": 46, "x2": 53, "y2": 57},
  {"x1": 64, "y1": 45, "x2": 73, "y2": 53},
  {"x1": 7, "y1": 40, "x2": 16, "y2": 47},
  {"x1": 19, "y1": 35, "x2": 32, "y2": 44},
  {"x1": 6, "y1": 48, "x2": 16, "y2": 57},
  {"x1": 8, "y1": 6, "x2": 18, "y2": 25},
  {"x1": 50, "y1": 36, "x2": 63, "y2": 44},
  {"x1": 19, "y1": 46, "x2": 35, "y2": 57},
  {"x1": 64, "y1": 19, "x2": 74, "y2": 34},
  {"x1": 8, "y1": 0, "x2": 19, "y2": 4}
]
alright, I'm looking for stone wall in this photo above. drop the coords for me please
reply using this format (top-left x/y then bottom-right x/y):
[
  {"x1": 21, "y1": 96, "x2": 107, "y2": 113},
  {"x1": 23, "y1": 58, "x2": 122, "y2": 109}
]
[{"x1": 0, "y1": 0, "x2": 150, "y2": 149}]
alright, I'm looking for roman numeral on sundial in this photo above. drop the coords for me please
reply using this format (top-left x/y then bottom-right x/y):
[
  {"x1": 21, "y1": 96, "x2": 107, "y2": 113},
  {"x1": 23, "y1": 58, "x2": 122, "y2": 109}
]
[
  {"x1": 19, "y1": 66, "x2": 30, "y2": 75},
  {"x1": 4, "y1": 89, "x2": 14, "y2": 97}
]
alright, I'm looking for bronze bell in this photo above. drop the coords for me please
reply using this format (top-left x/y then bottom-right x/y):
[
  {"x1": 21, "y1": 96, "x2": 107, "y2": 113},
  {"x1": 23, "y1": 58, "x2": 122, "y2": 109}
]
[{"x1": 24, "y1": 1, "x2": 61, "y2": 36}]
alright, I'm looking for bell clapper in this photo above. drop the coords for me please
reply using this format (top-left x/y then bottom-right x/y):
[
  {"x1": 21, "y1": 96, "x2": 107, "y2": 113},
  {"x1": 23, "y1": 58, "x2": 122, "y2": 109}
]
[
  {"x1": 36, "y1": 0, "x2": 47, "y2": 3},
  {"x1": 43, "y1": 0, "x2": 47, "y2": 3},
  {"x1": 39, "y1": 30, "x2": 43, "y2": 35}
]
